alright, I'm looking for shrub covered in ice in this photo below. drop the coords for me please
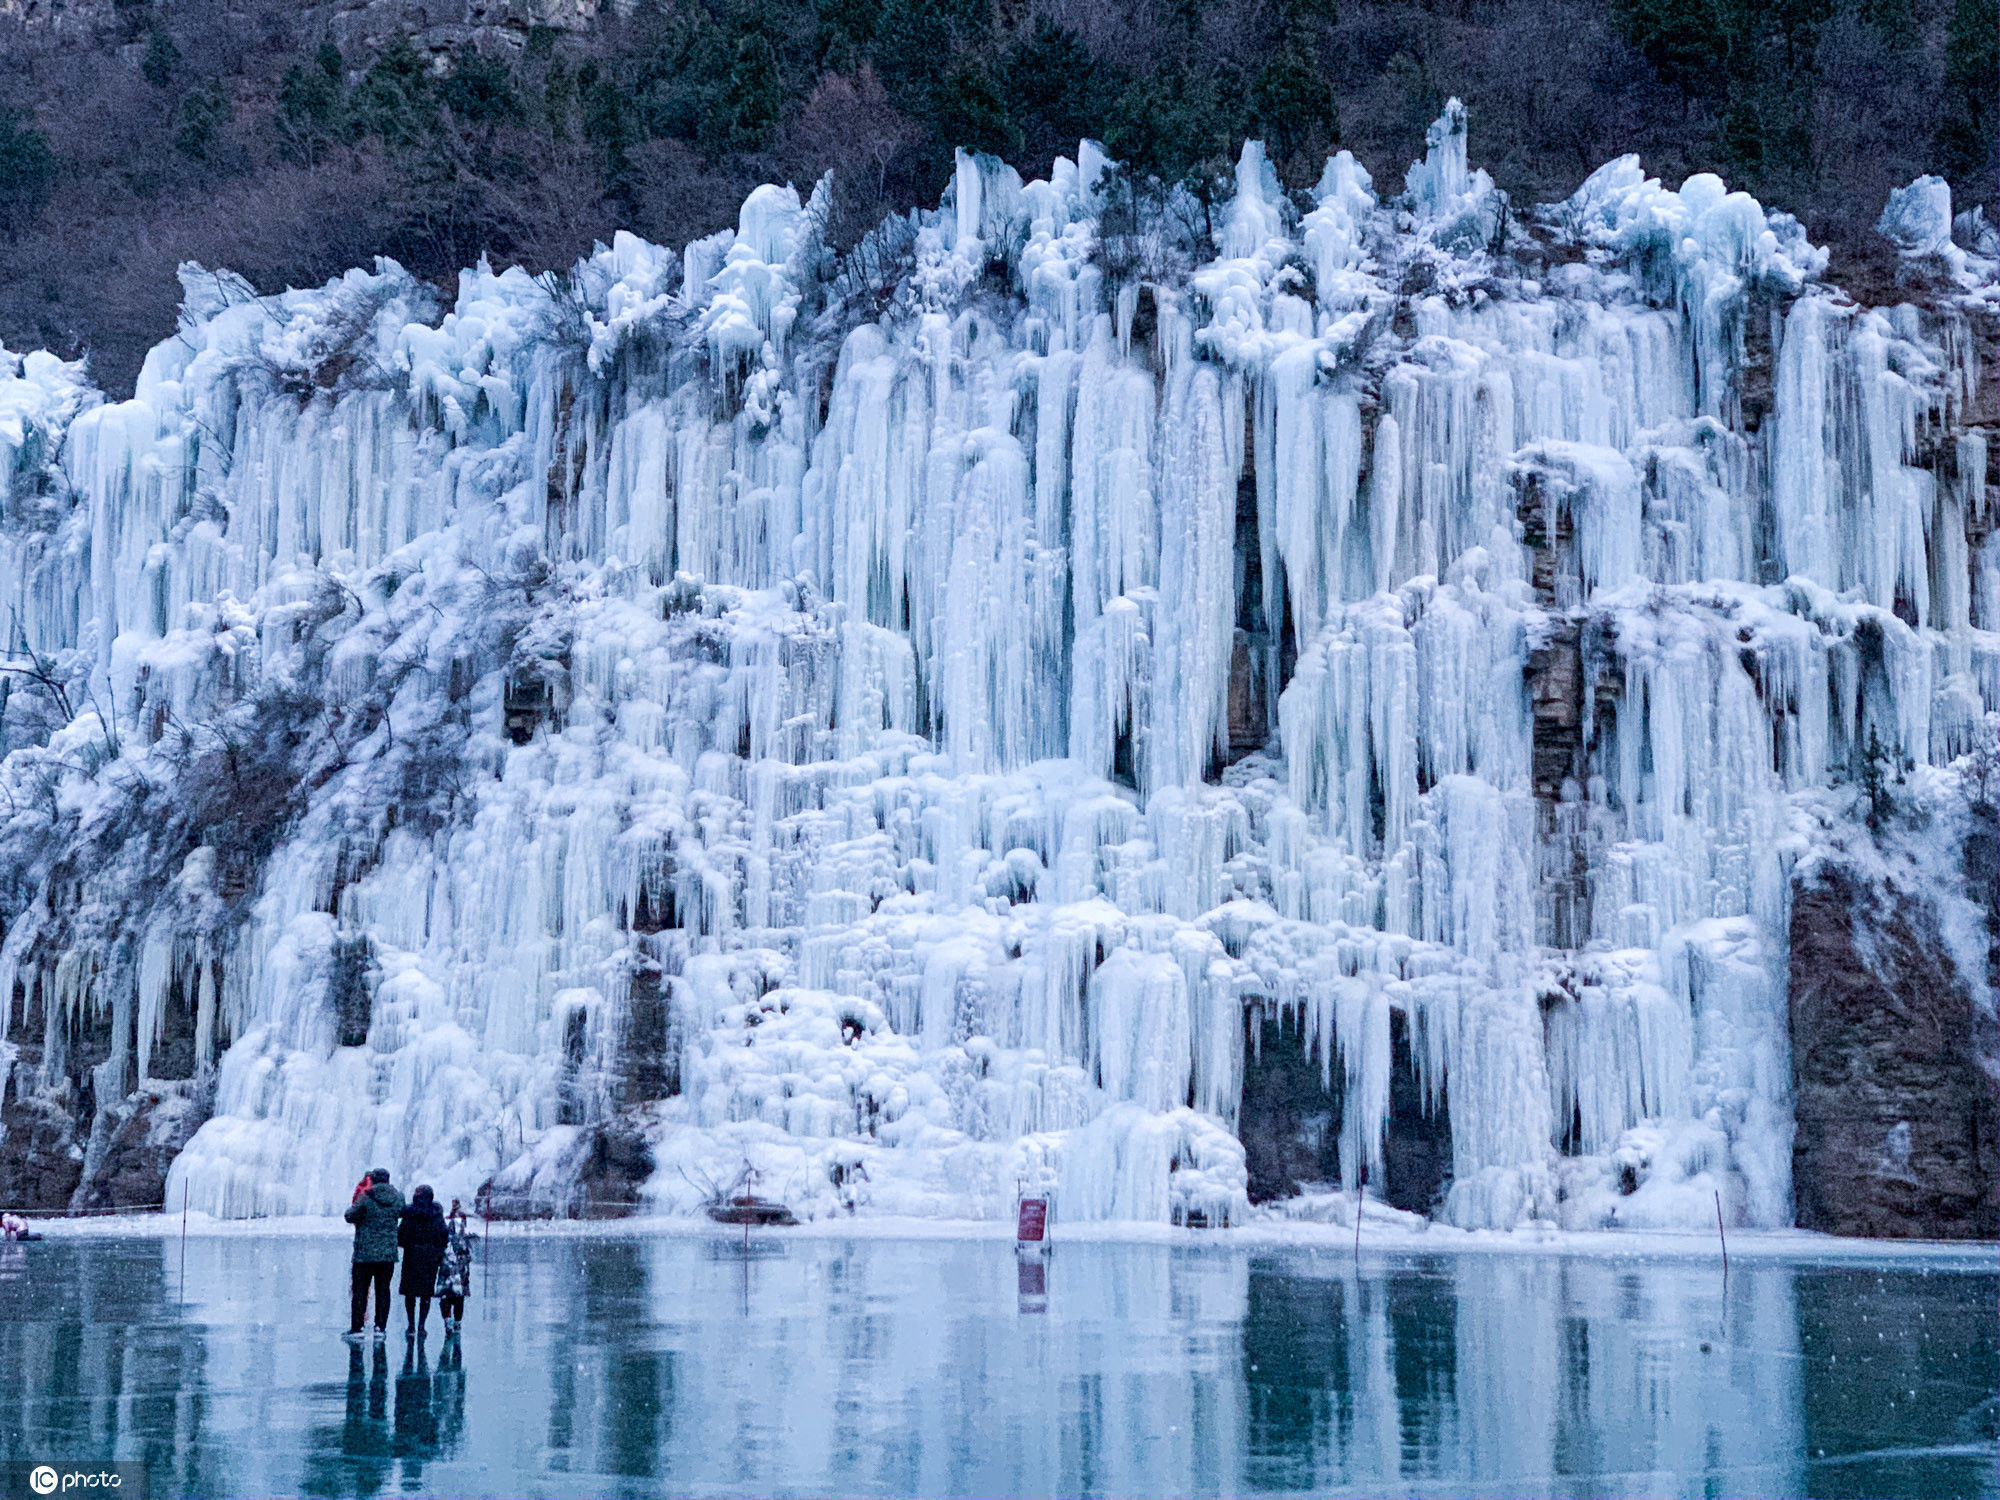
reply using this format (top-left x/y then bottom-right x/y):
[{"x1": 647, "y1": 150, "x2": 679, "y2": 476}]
[
  {"x1": 1404, "y1": 98, "x2": 1504, "y2": 254},
  {"x1": 1878, "y1": 175, "x2": 1956, "y2": 258}
]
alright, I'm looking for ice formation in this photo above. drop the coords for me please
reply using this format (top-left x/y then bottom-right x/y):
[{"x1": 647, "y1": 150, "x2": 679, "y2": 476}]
[{"x1": 0, "y1": 108, "x2": 1992, "y2": 1232}]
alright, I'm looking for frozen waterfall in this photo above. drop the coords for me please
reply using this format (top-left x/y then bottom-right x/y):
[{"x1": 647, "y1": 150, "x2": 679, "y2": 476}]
[{"x1": 0, "y1": 104, "x2": 1992, "y2": 1232}]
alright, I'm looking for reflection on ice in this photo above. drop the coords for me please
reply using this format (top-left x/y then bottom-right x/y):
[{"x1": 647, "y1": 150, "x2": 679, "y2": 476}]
[
  {"x1": 309, "y1": 1338, "x2": 469, "y2": 1498},
  {"x1": 1016, "y1": 1246, "x2": 1048, "y2": 1314},
  {"x1": 0, "y1": 1234, "x2": 1991, "y2": 1498}
]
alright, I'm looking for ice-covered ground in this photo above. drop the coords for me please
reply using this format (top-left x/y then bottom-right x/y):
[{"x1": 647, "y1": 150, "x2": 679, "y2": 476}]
[
  {"x1": 34, "y1": 1208, "x2": 2000, "y2": 1270},
  {"x1": 0, "y1": 102, "x2": 1994, "y2": 1238}
]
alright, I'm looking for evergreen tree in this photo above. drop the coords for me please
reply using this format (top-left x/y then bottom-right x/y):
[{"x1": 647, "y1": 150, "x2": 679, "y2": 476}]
[
  {"x1": 141, "y1": 29, "x2": 182, "y2": 91},
  {"x1": 935, "y1": 58, "x2": 1020, "y2": 160},
  {"x1": 1716, "y1": 79, "x2": 1765, "y2": 175},
  {"x1": 815, "y1": 0, "x2": 879, "y2": 74},
  {"x1": 1252, "y1": 29, "x2": 1337, "y2": 165},
  {"x1": 1610, "y1": 0, "x2": 1740, "y2": 97},
  {"x1": 1107, "y1": 63, "x2": 1239, "y2": 189},
  {"x1": 578, "y1": 63, "x2": 639, "y2": 176},
  {"x1": 540, "y1": 60, "x2": 577, "y2": 140},
  {"x1": 632, "y1": 9, "x2": 727, "y2": 142},
  {"x1": 1763, "y1": 0, "x2": 1836, "y2": 66},
  {"x1": 277, "y1": 43, "x2": 346, "y2": 164},
  {"x1": 0, "y1": 110, "x2": 54, "y2": 239},
  {"x1": 1938, "y1": 0, "x2": 1998, "y2": 176},
  {"x1": 1006, "y1": 21, "x2": 1110, "y2": 164},
  {"x1": 871, "y1": 0, "x2": 983, "y2": 112},
  {"x1": 1384, "y1": 50, "x2": 1442, "y2": 134},
  {"x1": 1629, "y1": 0, "x2": 1825, "y2": 189},
  {"x1": 1762, "y1": 71, "x2": 1817, "y2": 180},
  {"x1": 1856, "y1": 0, "x2": 1917, "y2": 47},
  {"x1": 439, "y1": 45, "x2": 522, "y2": 128},
  {"x1": 706, "y1": 32, "x2": 783, "y2": 152},
  {"x1": 175, "y1": 80, "x2": 232, "y2": 164},
  {"x1": 1949, "y1": 0, "x2": 1998, "y2": 93},
  {"x1": 1861, "y1": 726, "x2": 1898, "y2": 830},
  {"x1": 351, "y1": 37, "x2": 436, "y2": 150}
]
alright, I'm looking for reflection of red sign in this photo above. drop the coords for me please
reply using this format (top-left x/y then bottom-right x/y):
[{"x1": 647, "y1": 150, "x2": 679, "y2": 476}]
[{"x1": 1017, "y1": 1197, "x2": 1048, "y2": 1242}]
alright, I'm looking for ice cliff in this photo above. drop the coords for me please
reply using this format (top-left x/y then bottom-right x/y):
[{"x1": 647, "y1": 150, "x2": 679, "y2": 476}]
[{"x1": 0, "y1": 106, "x2": 1994, "y2": 1232}]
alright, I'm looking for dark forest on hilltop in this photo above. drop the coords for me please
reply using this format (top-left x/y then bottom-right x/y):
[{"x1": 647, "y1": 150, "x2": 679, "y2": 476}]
[{"x1": 0, "y1": 0, "x2": 1994, "y2": 392}]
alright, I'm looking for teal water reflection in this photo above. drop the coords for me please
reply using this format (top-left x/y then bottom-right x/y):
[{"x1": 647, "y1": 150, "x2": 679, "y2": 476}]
[{"x1": 0, "y1": 1234, "x2": 1992, "y2": 1498}]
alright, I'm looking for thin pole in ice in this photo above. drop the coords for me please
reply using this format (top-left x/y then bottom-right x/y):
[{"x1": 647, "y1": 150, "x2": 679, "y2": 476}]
[
  {"x1": 179, "y1": 1179, "x2": 188, "y2": 1303},
  {"x1": 1714, "y1": 1189, "x2": 1728, "y2": 1279},
  {"x1": 1353, "y1": 1164, "x2": 1365, "y2": 1269}
]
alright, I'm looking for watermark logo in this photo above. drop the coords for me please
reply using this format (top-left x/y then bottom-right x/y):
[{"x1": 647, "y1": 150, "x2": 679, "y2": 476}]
[{"x1": 4, "y1": 1464, "x2": 148, "y2": 1500}]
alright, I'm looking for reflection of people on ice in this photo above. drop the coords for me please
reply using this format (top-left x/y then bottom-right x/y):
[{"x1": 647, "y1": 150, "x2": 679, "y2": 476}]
[
  {"x1": 331, "y1": 1320, "x2": 465, "y2": 1489},
  {"x1": 1, "y1": 1212, "x2": 41, "y2": 1241},
  {"x1": 433, "y1": 1310, "x2": 467, "y2": 1450},
  {"x1": 438, "y1": 1200, "x2": 474, "y2": 1335},
  {"x1": 396, "y1": 1337, "x2": 440, "y2": 1468},
  {"x1": 332, "y1": 1340, "x2": 393, "y2": 1496}
]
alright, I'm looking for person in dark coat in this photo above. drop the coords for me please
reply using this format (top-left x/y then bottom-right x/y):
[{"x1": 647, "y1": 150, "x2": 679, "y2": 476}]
[
  {"x1": 438, "y1": 1201, "x2": 473, "y2": 1335},
  {"x1": 397, "y1": 1184, "x2": 449, "y2": 1338},
  {"x1": 344, "y1": 1168, "x2": 405, "y2": 1339}
]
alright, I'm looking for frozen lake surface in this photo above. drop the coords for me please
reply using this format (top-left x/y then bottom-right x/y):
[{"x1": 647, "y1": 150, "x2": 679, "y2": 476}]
[{"x1": 0, "y1": 1230, "x2": 1994, "y2": 1498}]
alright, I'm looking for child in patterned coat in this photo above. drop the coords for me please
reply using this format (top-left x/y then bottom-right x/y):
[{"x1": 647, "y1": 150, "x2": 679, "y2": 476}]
[{"x1": 439, "y1": 1200, "x2": 474, "y2": 1334}]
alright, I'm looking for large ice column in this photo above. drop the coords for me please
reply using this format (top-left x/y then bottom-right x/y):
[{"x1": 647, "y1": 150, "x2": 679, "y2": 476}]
[
  {"x1": 1061, "y1": 1102, "x2": 1250, "y2": 1225},
  {"x1": 1263, "y1": 346, "x2": 1359, "y2": 646},
  {"x1": 1404, "y1": 98, "x2": 1503, "y2": 254},
  {"x1": 1765, "y1": 297, "x2": 1947, "y2": 623},
  {"x1": 1303, "y1": 152, "x2": 1377, "y2": 295},
  {"x1": 1148, "y1": 364, "x2": 1239, "y2": 787},
  {"x1": 1429, "y1": 774, "x2": 1554, "y2": 1226},
  {"x1": 1280, "y1": 595, "x2": 1420, "y2": 859},
  {"x1": 1557, "y1": 154, "x2": 1827, "y2": 420}
]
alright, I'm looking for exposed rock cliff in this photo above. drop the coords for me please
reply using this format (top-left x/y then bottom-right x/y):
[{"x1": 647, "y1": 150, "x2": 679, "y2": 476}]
[{"x1": 1791, "y1": 832, "x2": 2000, "y2": 1238}]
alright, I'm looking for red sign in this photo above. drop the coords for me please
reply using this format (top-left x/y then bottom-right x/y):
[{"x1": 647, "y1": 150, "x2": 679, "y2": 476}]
[{"x1": 1017, "y1": 1197, "x2": 1048, "y2": 1243}]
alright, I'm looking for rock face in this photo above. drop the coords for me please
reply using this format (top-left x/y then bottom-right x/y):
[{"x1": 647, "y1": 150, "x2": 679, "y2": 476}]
[
  {"x1": 1237, "y1": 1013, "x2": 1340, "y2": 1203},
  {"x1": 0, "y1": 0, "x2": 606, "y2": 42},
  {"x1": 1789, "y1": 868, "x2": 2000, "y2": 1238},
  {"x1": 1236, "y1": 1010, "x2": 1452, "y2": 1213},
  {"x1": 313, "y1": 0, "x2": 610, "y2": 61},
  {"x1": 71, "y1": 1084, "x2": 213, "y2": 1213},
  {"x1": 0, "y1": 1089, "x2": 85, "y2": 1210},
  {"x1": 475, "y1": 1107, "x2": 659, "y2": 1219}
]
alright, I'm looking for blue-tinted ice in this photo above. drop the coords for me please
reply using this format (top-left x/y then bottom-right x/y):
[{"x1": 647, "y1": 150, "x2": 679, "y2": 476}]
[{"x1": 1, "y1": 1233, "x2": 1993, "y2": 1498}]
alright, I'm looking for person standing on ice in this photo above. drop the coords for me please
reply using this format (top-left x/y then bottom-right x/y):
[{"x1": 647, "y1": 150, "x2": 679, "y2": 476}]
[
  {"x1": 397, "y1": 1184, "x2": 449, "y2": 1339},
  {"x1": 344, "y1": 1167, "x2": 404, "y2": 1341},
  {"x1": 437, "y1": 1202, "x2": 472, "y2": 1335}
]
